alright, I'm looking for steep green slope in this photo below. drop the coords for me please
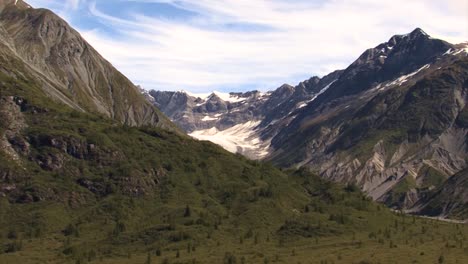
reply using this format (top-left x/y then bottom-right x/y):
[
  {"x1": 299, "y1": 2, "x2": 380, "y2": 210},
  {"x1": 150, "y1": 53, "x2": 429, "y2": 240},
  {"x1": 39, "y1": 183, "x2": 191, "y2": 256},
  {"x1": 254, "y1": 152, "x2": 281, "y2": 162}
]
[{"x1": 1, "y1": 46, "x2": 468, "y2": 264}]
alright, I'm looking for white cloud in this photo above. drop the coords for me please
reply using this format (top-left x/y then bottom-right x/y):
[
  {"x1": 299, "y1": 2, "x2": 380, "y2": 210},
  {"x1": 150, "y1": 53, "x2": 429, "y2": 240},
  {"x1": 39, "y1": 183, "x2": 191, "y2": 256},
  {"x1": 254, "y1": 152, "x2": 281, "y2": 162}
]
[
  {"x1": 65, "y1": 0, "x2": 81, "y2": 10},
  {"x1": 25, "y1": 0, "x2": 468, "y2": 92}
]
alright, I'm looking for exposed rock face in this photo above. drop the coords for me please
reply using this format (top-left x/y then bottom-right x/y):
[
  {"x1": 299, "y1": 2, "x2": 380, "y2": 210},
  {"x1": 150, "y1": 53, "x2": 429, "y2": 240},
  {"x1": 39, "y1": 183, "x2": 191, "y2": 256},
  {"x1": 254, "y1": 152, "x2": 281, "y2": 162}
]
[
  {"x1": 0, "y1": 0, "x2": 174, "y2": 129},
  {"x1": 0, "y1": 96, "x2": 28, "y2": 162}
]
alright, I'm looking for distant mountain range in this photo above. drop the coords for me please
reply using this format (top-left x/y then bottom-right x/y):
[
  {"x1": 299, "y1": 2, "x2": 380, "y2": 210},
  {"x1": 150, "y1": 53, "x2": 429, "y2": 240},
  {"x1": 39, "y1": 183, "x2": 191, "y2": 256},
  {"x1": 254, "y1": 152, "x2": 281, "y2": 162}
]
[
  {"x1": 146, "y1": 70, "x2": 343, "y2": 159},
  {"x1": 149, "y1": 28, "x2": 468, "y2": 217}
]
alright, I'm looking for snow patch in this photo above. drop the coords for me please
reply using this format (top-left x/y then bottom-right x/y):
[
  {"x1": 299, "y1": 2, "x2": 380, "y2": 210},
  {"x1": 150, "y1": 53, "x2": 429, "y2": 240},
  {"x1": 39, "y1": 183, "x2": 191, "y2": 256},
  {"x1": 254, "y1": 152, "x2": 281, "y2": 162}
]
[
  {"x1": 297, "y1": 103, "x2": 308, "y2": 108},
  {"x1": 262, "y1": 92, "x2": 272, "y2": 97},
  {"x1": 443, "y1": 45, "x2": 468, "y2": 56},
  {"x1": 211, "y1": 91, "x2": 246, "y2": 103},
  {"x1": 182, "y1": 90, "x2": 211, "y2": 99},
  {"x1": 268, "y1": 119, "x2": 280, "y2": 125},
  {"x1": 452, "y1": 49, "x2": 466, "y2": 56},
  {"x1": 189, "y1": 121, "x2": 270, "y2": 159},
  {"x1": 201, "y1": 116, "x2": 219, "y2": 121},
  {"x1": 387, "y1": 64, "x2": 430, "y2": 87},
  {"x1": 399, "y1": 33, "x2": 410, "y2": 38},
  {"x1": 443, "y1": 49, "x2": 453, "y2": 55},
  {"x1": 187, "y1": 90, "x2": 248, "y2": 104},
  {"x1": 297, "y1": 79, "x2": 337, "y2": 109},
  {"x1": 370, "y1": 64, "x2": 431, "y2": 92}
]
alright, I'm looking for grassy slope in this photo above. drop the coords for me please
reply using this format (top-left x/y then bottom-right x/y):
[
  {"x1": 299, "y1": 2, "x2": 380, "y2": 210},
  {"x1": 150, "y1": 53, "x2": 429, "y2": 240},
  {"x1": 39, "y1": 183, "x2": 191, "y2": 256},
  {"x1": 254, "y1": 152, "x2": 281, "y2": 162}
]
[{"x1": 0, "y1": 52, "x2": 467, "y2": 264}]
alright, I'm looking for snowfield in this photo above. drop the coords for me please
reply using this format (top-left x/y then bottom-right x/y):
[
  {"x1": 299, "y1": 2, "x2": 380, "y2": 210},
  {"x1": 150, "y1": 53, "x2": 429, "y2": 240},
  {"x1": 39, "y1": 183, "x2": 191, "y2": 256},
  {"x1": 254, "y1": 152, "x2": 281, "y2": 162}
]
[{"x1": 189, "y1": 121, "x2": 270, "y2": 159}]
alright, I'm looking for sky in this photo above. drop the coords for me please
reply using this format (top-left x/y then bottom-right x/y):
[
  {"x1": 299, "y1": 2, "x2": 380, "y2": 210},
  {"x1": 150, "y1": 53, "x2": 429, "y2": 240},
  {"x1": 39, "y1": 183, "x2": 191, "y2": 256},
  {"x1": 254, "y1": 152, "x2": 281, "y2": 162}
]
[{"x1": 25, "y1": 0, "x2": 468, "y2": 93}]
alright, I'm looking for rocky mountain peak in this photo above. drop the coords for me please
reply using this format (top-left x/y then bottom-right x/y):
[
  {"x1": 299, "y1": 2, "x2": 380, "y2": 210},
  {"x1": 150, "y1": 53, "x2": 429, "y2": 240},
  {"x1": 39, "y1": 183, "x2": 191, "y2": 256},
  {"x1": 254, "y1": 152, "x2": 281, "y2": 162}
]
[
  {"x1": 0, "y1": 0, "x2": 30, "y2": 11},
  {"x1": 357, "y1": 28, "x2": 443, "y2": 65},
  {"x1": 297, "y1": 76, "x2": 320, "y2": 92},
  {"x1": 409, "y1": 27, "x2": 429, "y2": 37},
  {"x1": 387, "y1": 28, "x2": 434, "y2": 48},
  {"x1": 207, "y1": 92, "x2": 222, "y2": 100},
  {"x1": 271, "y1": 84, "x2": 295, "y2": 96},
  {"x1": 312, "y1": 28, "x2": 454, "y2": 102}
]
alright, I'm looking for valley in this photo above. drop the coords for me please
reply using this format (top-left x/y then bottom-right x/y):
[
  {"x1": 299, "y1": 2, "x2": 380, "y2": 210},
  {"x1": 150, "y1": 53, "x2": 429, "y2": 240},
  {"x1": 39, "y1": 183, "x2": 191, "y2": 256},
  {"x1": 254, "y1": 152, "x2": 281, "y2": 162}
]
[{"x1": 0, "y1": 0, "x2": 467, "y2": 263}]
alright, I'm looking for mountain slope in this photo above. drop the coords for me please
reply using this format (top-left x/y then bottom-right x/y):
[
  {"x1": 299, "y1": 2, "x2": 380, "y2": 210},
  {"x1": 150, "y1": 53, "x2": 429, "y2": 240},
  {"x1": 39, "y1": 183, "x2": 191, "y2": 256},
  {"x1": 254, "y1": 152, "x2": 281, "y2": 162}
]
[
  {"x1": 0, "y1": 0, "x2": 175, "y2": 129},
  {"x1": 268, "y1": 29, "x2": 468, "y2": 209}
]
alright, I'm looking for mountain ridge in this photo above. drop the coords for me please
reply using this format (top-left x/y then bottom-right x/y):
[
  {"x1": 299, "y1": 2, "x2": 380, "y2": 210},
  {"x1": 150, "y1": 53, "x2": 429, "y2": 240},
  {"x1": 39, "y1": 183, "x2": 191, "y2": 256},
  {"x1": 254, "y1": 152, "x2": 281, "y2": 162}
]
[{"x1": 0, "y1": 0, "x2": 177, "y2": 129}]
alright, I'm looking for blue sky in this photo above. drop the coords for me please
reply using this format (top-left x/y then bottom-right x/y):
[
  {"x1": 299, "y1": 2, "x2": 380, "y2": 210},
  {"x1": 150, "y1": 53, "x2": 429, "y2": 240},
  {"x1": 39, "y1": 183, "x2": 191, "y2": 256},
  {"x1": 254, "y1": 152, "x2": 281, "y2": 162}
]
[{"x1": 26, "y1": 0, "x2": 467, "y2": 93}]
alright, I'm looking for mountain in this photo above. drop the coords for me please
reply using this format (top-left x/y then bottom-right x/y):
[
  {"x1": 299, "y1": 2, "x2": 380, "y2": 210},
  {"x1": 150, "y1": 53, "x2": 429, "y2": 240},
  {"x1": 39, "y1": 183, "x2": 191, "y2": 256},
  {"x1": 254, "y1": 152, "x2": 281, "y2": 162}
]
[
  {"x1": 268, "y1": 29, "x2": 468, "y2": 210},
  {"x1": 0, "y1": 0, "x2": 175, "y2": 129},
  {"x1": 150, "y1": 28, "x2": 468, "y2": 214}
]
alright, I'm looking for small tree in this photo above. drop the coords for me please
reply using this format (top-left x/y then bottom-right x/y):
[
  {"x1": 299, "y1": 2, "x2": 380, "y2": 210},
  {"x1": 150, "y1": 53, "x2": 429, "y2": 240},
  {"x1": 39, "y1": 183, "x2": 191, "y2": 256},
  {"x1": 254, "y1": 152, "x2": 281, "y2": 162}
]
[
  {"x1": 184, "y1": 205, "x2": 191, "y2": 217},
  {"x1": 224, "y1": 252, "x2": 237, "y2": 264},
  {"x1": 145, "y1": 252, "x2": 152, "y2": 264},
  {"x1": 112, "y1": 221, "x2": 126, "y2": 236},
  {"x1": 63, "y1": 224, "x2": 79, "y2": 237}
]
